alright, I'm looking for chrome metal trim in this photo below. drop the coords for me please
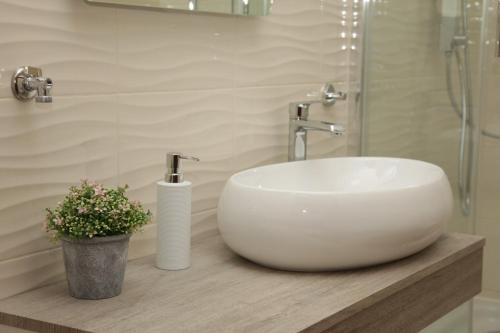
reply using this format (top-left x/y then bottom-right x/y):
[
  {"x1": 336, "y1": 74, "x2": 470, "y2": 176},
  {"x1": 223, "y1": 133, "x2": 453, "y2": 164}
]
[
  {"x1": 497, "y1": 0, "x2": 500, "y2": 57},
  {"x1": 359, "y1": 0, "x2": 372, "y2": 156},
  {"x1": 288, "y1": 83, "x2": 346, "y2": 161},
  {"x1": 11, "y1": 66, "x2": 53, "y2": 103},
  {"x1": 166, "y1": 153, "x2": 200, "y2": 183},
  {"x1": 288, "y1": 83, "x2": 346, "y2": 117}
]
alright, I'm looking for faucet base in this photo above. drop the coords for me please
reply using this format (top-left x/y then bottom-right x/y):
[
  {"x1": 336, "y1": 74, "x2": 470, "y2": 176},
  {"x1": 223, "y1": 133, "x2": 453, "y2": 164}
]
[{"x1": 11, "y1": 66, "x2": 38, "y2": 101}]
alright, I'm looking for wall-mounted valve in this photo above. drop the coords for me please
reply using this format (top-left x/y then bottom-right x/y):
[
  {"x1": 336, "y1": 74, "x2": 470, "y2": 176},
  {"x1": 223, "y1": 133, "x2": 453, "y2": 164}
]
[{"x1": 11, "y1": 66, "x2": 53, "y2": 103}]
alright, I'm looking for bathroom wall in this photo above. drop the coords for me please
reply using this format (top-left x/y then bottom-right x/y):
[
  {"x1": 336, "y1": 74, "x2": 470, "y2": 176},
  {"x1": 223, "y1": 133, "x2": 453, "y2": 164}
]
[
  {"x1": 475, "y1": 0, "x2": 500, "y2": 299},
  {"x1": 0, "y1": 0, "x2": 360, "y2": 299}
]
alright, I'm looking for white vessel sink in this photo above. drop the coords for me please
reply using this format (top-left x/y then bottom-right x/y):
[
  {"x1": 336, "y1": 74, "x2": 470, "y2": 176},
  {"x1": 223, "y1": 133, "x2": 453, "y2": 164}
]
[{"x1": 217, "y1": 157, "x2": 453, "y2": 271}]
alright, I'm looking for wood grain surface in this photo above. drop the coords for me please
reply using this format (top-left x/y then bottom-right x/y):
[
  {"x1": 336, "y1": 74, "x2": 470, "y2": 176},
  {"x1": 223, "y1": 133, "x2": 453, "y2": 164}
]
[{"x1": 0, "y1": 219, "x2": 485, "y2": 333}]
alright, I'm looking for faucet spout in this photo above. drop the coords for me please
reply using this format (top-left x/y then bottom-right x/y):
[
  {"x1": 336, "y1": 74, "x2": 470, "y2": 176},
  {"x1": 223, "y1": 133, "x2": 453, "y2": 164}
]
[
  {"x1": 31, "y1": 77, "x2": 53, "y2": 103},
  {"x1": 293, "y1": 119, "x2": 345, "y2": 135},
  {"x1": 288, "y1": 118, "x2": 345, "y2": 162}
]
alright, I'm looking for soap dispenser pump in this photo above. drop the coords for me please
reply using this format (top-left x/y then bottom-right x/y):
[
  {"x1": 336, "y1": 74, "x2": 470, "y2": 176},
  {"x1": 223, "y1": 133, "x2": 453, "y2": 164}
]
[{"x1": 156, "y1": 152, "x2": 199, "y2": 270}]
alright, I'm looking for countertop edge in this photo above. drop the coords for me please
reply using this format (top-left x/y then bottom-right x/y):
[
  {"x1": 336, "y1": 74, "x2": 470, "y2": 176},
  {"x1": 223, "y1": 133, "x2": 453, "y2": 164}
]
[{"x1": 301, "y1": 233, "x2": 485, "y2": 332}]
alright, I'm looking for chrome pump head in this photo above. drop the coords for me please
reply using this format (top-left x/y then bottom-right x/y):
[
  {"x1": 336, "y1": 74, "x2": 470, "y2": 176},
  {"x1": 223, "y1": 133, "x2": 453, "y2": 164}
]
[{"x1": 165, "y1": 153, "x2": 200, "y2": 183}]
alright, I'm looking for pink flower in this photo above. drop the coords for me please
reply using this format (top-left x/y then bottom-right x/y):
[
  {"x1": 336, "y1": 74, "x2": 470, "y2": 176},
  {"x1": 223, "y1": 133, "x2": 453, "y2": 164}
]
[
  {"x1": 54, "y1": 216, "x2": 63, "y2": 226},
  {"x1": 78, "y1": 206, "x2": 87, "y2": 214},
  {"x1": 94, "y1": 184, "x2": 106, "y2": 196},
  {"x1": 119, "y1": 203, "x2": 130, "y2": 211}
]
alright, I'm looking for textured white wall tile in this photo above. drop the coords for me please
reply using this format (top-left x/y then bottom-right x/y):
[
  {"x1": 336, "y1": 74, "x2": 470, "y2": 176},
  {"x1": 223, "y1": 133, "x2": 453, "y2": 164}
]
[
  {"x1": 320, "y1": 0, "x2": 352, "y2": 83},
  {"x1": 0, "y1": 0, "x2": 118, "y2": 97},
  {"x1": 0, "y1": 247, "x2": 64, "y2": 300},
  {"x1": 117, "y1": 90, "x2": 234, "y2": 215},
  {"x1": 234, "y1": 0, "x2": 325, "y2": 87},
  {"x1": 115, "y1": 8, "x2": 236, "y2": 93},
  {"x1": 0, "y1": 95, "x2": 118, "y2": 261}
]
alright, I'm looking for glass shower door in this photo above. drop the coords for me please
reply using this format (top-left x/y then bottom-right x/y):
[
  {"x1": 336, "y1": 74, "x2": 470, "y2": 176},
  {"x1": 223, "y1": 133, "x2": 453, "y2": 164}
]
[
  {"x1": 360, "y1": 0, "x2": 486, "y2": 331},
  {"x1": 361, "y1": 0, "x2": 484, "y2": 234}
]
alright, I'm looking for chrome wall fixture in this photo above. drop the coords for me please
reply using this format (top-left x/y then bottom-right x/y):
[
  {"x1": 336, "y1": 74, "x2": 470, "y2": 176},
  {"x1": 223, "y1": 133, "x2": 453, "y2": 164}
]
[
  {"x1": 11, "y1": 66, "x2": 53, "y2": 103},
  {"x1": 288, "y1": 83, "x2": 346, "y2": 161}
]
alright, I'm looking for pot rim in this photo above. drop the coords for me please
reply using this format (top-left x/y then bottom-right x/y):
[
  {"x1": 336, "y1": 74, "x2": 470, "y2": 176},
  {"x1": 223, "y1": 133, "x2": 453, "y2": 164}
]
[{"x1": 61, "y1": 233, "x2": 131, "y2": 244}]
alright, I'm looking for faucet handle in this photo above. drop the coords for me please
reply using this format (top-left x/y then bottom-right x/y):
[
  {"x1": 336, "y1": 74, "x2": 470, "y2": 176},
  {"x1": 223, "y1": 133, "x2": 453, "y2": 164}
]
[
  {"x1": 289, "y1": 83, "x2": 347, "y2": 115},
  {"x1": 289, "y1": 83, "x2": 347, "y2": 119},
  {"x1": 321, "y1": 83, "x2": 347, "y2": 105}
]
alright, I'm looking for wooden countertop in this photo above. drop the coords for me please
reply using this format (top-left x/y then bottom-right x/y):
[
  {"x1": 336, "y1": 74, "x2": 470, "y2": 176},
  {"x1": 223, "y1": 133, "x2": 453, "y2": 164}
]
[{"x1": 0, "y1": 219, "x2": 485, "y2": 333}]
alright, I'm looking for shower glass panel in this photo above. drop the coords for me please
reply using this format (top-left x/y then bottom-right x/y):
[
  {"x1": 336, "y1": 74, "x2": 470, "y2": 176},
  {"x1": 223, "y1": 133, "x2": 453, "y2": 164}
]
[
  {"x1": 361, "y1": 0, "x2": 484, "y2": 234},
  {"x1": 361, "y1": 0, "x2": 487, "y2": 331}
]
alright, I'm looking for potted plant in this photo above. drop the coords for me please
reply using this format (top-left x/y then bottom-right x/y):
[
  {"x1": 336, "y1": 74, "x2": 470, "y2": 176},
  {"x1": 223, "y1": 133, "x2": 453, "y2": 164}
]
[{"x1": 45, "y1": 180, "x2": 152, "y2": 300}]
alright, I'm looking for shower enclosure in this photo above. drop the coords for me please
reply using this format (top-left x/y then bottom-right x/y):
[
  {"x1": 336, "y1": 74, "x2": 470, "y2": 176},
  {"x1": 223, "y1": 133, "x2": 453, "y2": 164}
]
[
  {"x1": 360, "y1": 0, "x2": 500, "y2": 331},
  {"x1": 361, "y1": 0, "x2": 481, "y2": 233}
]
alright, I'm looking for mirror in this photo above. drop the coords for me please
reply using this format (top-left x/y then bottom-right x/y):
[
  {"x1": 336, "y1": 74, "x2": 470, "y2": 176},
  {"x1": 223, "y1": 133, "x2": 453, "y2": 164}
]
[{"x1": 85, "y1": 0, "x2": 272, "y2": 16}]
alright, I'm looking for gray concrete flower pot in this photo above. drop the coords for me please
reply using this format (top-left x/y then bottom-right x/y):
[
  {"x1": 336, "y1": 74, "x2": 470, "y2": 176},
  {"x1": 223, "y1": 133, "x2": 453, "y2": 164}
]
[{"x1": 61, "y1": 234, "x2": 130, "y2": 300}]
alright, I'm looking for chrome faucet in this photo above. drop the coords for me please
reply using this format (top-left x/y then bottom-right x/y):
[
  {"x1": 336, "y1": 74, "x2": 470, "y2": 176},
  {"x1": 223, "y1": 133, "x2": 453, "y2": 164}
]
[
  {"x1": 11, "y1": 66, "x2": 53, "y2": 103},
  {"x1": 288, "y1": 83, "x2": 346, "y2": 161}
]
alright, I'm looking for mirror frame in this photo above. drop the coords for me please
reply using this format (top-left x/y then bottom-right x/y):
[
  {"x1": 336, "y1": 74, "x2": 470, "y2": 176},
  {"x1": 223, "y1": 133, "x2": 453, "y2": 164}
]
[{"x1": 85, "y1": 0, "x2": 272, "y2": 16}]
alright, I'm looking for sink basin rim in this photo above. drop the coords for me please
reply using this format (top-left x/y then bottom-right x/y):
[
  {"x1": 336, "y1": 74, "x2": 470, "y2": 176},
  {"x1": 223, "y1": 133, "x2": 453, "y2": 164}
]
[{"x1": 229, "y1": 157, "x2": 447, "y2": 195}]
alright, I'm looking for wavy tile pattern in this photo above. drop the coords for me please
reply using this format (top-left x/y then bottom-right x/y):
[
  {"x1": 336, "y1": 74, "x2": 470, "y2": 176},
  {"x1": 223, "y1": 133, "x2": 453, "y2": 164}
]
[
  {"x1": 115, "y1": 9, "x2": 235, "y2": 93},
  {"x1": 0, "y1": 0, "x2": 117, "y2": 97},
  {"x1": 117, "y1": 90, "x2": 235, "y2": 214},
  {"x1": 0, "y1": 0, "x2": 357, "y2": 299},
  {"x1": 0, "y1": 96, "x2": 118, "y2": 261}
]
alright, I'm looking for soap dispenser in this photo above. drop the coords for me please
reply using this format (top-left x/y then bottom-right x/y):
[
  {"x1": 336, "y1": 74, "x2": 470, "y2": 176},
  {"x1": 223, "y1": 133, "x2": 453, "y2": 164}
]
[{"x1": 156, "y1": 152, "x2": 199, "y2": 270}]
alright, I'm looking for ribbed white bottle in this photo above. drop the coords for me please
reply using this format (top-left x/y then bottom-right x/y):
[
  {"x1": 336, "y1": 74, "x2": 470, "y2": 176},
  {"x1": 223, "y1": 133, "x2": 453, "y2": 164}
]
[{"x1": 156, "y1": 181, "x2": 192, "y2": 270}]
